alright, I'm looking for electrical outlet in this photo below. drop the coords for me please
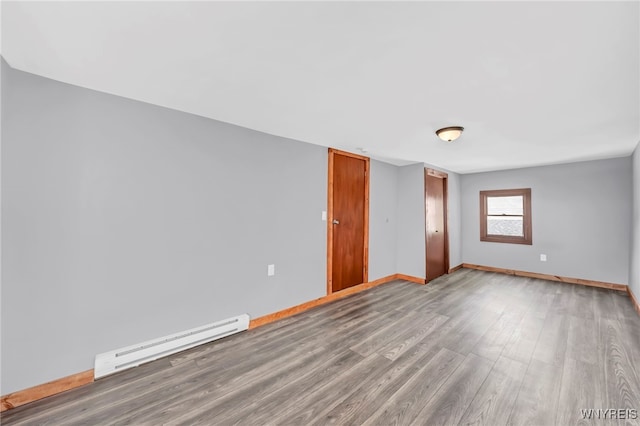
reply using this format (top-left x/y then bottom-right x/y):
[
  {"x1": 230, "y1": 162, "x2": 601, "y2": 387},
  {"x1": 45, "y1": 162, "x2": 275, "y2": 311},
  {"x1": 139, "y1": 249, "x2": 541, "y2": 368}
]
[
  {"x1": 267, "y1": 264, "x2": 275, "y2": 276},
  {"x1": 540, "y1": 254, "x2": 547, "y2": 262}
]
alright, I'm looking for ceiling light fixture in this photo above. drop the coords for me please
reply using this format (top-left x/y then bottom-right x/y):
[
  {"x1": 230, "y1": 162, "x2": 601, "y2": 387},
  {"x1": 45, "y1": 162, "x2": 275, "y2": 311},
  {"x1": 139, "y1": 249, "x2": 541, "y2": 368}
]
[{"x1": 436, "y1": 126, "x2": 464, "y2": 142}]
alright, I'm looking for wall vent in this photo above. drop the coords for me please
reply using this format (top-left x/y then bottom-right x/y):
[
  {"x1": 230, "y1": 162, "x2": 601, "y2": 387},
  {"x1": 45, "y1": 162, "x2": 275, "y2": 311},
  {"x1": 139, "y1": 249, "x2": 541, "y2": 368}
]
[{"x1": 94, "y1": 314, "x2": 250, "y2": 379}]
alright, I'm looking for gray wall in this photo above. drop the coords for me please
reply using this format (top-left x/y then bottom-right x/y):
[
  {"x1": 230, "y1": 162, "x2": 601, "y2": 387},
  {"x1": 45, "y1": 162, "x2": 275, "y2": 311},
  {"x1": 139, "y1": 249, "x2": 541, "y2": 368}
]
[
  {"x1": 461, "y1": 157, "x2": 632, "y2": 285},
  {"x1": 2, "y1": 62, "x2": 330, "y2": 393},
  {"x1": 0, "y1": 61, "x2": 422, "y2": 394},
  {"x1": 447, "y1": 172, "x2": 462, "y2": 268},
  {"x1": 0, "y1": 54, "x2": 4, "y2": 389},
  {"x1": 396, "y1": 163, "x2": 426, "y2": 278},
  {"x1": 369, "y1": 160, "x2": 398, "y2": 281},
  {"x1": 630, "y1": 144, "x2": 640, "y2": 298}
]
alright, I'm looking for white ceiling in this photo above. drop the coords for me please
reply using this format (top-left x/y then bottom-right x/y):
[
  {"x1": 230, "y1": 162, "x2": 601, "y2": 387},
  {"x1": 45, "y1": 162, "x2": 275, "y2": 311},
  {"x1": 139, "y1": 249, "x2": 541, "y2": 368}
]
[{"x1": 2, "y1": 1, "x2": 639, "y2": 173}]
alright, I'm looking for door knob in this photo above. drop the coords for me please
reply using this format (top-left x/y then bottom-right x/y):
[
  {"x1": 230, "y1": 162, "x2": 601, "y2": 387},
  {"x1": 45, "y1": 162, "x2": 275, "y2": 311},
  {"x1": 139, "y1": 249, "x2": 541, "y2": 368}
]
[{"x1": 333, "y1": 219, "x2": 340, "y2": 225}]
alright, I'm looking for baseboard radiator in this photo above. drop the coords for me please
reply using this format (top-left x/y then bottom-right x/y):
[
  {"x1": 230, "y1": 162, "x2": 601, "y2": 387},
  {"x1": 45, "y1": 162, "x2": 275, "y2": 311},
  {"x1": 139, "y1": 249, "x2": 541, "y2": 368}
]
[{"x1": 94, "y1": 314, "x2": 250, "y2": 379}]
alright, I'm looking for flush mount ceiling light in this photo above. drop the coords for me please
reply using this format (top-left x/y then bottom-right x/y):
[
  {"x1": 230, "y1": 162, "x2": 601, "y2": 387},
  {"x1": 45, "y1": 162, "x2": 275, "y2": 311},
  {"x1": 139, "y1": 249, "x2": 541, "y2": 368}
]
[{"x1": 436, "y1": 126, "x2": 464, "y2": 142}]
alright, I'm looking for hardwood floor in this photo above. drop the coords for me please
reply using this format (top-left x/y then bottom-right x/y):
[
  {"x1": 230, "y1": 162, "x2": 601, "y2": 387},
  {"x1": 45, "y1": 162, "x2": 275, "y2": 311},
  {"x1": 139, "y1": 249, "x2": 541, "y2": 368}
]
[{"x1": 2, "y1": 269, "x2": 639, "y2": 425}]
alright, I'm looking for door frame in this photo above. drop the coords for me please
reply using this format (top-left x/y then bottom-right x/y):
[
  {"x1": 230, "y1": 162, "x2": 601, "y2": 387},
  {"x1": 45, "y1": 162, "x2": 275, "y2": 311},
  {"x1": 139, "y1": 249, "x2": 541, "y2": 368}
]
[
  {"x1": 327, "y1": 148, "x2": 370, "y2": 295},
  {"x1": 424, "y1": 168, "x2": 449, "y2": 281}
]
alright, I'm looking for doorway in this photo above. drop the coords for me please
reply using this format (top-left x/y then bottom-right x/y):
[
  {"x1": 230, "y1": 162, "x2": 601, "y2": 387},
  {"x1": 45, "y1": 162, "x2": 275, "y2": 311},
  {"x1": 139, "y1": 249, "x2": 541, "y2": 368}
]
[
  {"x1": 425, "y1": 168, "x2": 449, "y2": 283},
  {"x1": 327, "y1": 149, "x2": 370, "y2": 294}
]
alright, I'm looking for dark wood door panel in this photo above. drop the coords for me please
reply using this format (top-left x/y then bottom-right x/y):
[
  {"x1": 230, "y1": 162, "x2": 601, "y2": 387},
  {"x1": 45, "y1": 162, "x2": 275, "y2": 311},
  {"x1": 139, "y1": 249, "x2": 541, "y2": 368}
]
[
  {"x1": 328, "y1": 149, "x2": 369, "y2": 293},
  {"x1": 425, "y1": 170, "x2": 448, "y2": 283}
]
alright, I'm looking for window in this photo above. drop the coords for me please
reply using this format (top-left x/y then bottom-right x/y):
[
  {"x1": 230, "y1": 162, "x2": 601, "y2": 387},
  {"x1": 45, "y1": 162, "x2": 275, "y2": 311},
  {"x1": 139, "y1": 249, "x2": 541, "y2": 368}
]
[{"x1": 480, "y1": 188, "x2": 532, "y2": 245}]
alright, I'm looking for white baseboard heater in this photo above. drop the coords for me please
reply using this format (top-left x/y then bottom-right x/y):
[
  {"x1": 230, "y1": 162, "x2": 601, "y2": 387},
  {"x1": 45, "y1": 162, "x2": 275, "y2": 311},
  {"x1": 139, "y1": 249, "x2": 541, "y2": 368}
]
[{"x1": 94, "y1": 314, "x2": 250, "y2": 379}]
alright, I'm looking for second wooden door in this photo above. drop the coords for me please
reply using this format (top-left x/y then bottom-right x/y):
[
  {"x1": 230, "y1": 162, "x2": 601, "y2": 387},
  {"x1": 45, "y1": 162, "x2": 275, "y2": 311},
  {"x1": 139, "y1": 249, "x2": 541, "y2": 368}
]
[{"x1": 425, "y1": 169, "x2": 448, "y2": 283}]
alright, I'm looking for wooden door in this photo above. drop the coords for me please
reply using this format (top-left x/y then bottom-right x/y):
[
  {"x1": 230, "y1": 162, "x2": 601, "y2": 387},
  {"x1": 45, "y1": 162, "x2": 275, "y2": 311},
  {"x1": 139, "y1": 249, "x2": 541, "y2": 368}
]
[
  {"x1": 425, "y1": 168, "x2": 449, "y2": 283},
  {"x1": 327, "y1": 149, "x2": 369, "y2": 293}
]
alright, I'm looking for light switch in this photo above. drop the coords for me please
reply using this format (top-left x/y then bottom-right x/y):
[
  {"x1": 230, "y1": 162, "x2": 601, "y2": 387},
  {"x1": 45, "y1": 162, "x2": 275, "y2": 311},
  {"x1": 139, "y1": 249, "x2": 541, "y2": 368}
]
[
  {"x1": 267, "y1": 264, "x2": 275, "y2": 276},
  {"x1": 322, "y1": 211, "x2": 327, "y2": 221}
]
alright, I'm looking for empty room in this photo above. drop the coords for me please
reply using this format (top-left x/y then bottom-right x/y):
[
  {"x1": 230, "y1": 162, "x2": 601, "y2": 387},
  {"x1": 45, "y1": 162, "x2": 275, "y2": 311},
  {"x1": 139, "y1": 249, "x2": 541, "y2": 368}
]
[{"x1": 1, "y1": 1, "x2": 639, "y2": 425}]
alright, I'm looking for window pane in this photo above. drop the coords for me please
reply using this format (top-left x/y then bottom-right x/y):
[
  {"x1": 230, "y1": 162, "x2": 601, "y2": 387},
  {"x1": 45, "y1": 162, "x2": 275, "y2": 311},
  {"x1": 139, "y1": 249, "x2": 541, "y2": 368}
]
[
  {"x1": 487, "y1": 216, "x2": 523, "y2": 236},
  {"x1": 487, "y1": 196, "x2": 523, "y2": 215}
]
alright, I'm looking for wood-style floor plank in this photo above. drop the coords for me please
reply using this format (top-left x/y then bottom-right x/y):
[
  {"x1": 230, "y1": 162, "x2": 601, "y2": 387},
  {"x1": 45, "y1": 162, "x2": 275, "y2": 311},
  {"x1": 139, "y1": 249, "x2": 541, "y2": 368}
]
[
  {"x1": 2, "y1": 270, "x2": 639, "y2": 426},
  {"x1": 507, "y1": 358, "x2": 564, "y2": 426},
  {"x1": 501, "y1": 311, "x2": 545, "y2": 365},
  {"x1": 409, "y1": 353, "x2": 495, "y2": 426},
  {"x1": 458, "y1": 355, "x2": 528, "y2": 426},
  {"x1": 598, "y1": 318, "x2": 640, "y2": 423},
  {"x1": 280, "y1": 344, "x2": 435, "y2": 425},
  {"x1": 378, "y1": 312, "x2": 449, "y2": 361},
  {"x1": 359, "y1": 347, "x2": 466, "y2": 426},
  {"x1": 531, "y1": 312, "x2": 570, "y2": 366},
  {"x1": 556, "y1": 357, "x2": 606, "y2": 426},
  {"x1": 566, "y1": 315, "x2": 598, "y2": 365},
  {"x1": 178, "y1": 349, "x2": 373, "y2": 425},
  {"x1": 472, "y1": 308, "x2": 526, "y2": 362}
]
